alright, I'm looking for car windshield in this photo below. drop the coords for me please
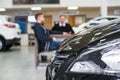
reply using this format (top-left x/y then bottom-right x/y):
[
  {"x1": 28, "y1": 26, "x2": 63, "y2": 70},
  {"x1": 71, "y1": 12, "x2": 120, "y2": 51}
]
[{"x1": 96, "y1": 18, "x2": 117, "y2": 21}]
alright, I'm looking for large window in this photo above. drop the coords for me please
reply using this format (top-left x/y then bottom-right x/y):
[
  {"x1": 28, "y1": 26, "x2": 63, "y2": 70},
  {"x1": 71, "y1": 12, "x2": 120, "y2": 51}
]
[{"x1": 13, "y1": 0, "x2": 60, "y2": 5}]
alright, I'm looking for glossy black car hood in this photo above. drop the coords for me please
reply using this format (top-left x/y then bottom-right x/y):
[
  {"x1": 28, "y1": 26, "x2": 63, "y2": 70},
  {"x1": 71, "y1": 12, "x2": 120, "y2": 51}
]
[
  {"x1": 68, "y1": 38, "x2": 120, "y2": 75},
  {"x1": 58, "y1": 22, "x2": 120, "y2": 52}
]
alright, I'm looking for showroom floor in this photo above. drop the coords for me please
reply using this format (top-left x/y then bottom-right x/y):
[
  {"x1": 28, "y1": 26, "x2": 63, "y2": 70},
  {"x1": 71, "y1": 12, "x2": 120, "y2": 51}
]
[{"x1": 0, "y1": 46, "x2": 46, "y2": 80}]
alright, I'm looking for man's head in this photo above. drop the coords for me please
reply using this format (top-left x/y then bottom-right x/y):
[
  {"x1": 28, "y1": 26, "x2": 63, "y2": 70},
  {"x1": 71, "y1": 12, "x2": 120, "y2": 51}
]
[
  {"x1": 35, "y1": 13, "x2": 45, "y2": 24},
  {"x1": 59, "y1": 15, "x2": 66, "y2": 24}
]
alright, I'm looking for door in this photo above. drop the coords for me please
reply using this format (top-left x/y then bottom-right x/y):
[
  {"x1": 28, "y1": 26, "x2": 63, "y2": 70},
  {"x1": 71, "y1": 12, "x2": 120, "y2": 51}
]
[
  {"x1": 44, "y1": 15, "x2": 52, "y2": 30},
  {"x1": 69, "y1": 15, "x2": 75, "y2": 27}
]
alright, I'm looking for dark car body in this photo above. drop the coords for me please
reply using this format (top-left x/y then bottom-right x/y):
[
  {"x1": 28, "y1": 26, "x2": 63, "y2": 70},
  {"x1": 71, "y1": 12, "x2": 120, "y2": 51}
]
[
  {"x1": 58, "y1": 20, "x2": 120, "y2": 52},
  {"x1": 65, "y1": 38, "x2": 120, "y2": 80},
  {"x1": 47, "y1": 29, "x2": 120, "y2": 80},
  {"x1": 46, "y1": 19, "x2": 120, "y2": 80}
]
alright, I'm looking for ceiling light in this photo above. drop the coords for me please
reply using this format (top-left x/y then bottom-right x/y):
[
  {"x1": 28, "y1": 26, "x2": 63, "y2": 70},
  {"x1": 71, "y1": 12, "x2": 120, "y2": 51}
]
[
  {"x1": 68, "y1": 6, "x2": 78, "y2": 10},
  {"x1": 0, "y1": 8, "x2": 6, "y2": 11},
  {"x1": 31, "y1": 7, "x2": 42, "y2": 10}
]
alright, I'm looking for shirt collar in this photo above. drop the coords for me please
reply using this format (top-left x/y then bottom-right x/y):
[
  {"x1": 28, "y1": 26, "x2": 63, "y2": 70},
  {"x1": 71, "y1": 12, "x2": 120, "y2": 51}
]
[{"x1": 59, "y1": 22, "x2": 66, "y2": 26}]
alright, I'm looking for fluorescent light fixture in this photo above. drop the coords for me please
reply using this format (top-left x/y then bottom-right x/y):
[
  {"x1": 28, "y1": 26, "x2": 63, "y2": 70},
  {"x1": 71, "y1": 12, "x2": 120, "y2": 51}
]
[
  {"x1": 31, "y1": 7, "x2": 42, "y2": 10},
  {"x1": 0, "y1": 8, "x2": 6, "y2": 11},
  {"x1": 68, "y1": 6, "x2": 78, "y2": 10}
]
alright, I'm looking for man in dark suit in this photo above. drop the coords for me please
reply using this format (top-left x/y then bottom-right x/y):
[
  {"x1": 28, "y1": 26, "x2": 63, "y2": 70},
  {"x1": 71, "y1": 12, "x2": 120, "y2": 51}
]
[
  {"x1": 52, "y1": 15, "x2": 74, "y2": 34},
  {"x1": 32, "y1": 13, "x2": 67, "y2": 53}
]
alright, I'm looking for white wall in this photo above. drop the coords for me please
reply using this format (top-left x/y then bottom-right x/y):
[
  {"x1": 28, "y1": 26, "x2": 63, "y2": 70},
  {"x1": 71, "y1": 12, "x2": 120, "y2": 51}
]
[
  {"x1": 0, "y1": 0, "x2": 120, "y2": 8},
  {"x1": 0, "y1": 0, "x2": 12, "y2": 8},
  {"x1": 60, "y1": 0, "x2": 101, "y2": 7},
  {"x1": 108, "y1": 0, "x2": 120, "y2": 7}
]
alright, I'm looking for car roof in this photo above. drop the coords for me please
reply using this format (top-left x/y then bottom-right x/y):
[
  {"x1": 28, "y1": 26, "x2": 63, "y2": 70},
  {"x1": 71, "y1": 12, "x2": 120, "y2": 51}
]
[{"x1": 91, "y1": 16, "x2": 120, "y2": 20}]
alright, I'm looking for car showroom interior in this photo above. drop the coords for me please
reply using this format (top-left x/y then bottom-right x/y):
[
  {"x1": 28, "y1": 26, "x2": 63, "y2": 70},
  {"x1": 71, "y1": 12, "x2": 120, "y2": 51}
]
[{"x1": 0, "y1": 0, "x2": 120, "y2": 80}]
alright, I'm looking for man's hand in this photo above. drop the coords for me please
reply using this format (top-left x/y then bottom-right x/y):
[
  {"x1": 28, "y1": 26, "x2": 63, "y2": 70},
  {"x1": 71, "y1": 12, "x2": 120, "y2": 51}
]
[
  {"x1": 63, "y1": 32, "x2": 73, "y2": 36},
  {"x1": 52, "y1": 37, "x2": 56, "y2": 41}
]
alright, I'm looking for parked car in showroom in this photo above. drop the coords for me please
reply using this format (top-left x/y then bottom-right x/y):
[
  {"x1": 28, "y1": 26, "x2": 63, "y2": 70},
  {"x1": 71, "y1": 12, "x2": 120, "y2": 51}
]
[
  {"x1": 64, "y1": 37, "x2": 120, "y2": 80},
  {"x1": 73, "y1": 16, "x2": 120, "y2": 33},
  {"x1": 0, "y1": 15, "x2": 21, "y2": 51},
  {"x1": 46, "y1": 18, "x2": 120, "y2": 80},
  {"x1": 46, "y1": 30, "x2": 120, "y2": 80},
  {"x1": 59, "y1": 18, "x2": 120, "y2": 52}
]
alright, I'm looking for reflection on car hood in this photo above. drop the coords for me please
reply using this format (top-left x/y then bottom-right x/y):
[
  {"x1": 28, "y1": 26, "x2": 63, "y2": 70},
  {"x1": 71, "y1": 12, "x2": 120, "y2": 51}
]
[
  {"x1": 79, "y1": 38, "x2": 120, "y2": 58},
  {"x1": 58, "y1": 21, "x2": 120, "y2": 52}
]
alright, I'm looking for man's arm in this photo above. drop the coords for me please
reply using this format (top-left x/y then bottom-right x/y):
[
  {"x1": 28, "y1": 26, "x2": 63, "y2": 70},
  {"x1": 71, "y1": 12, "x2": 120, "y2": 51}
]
[
  {"x1": 33, "y1": 26, "x2": 53, "y2": 42},
  {"x1": 67, "y1": 24, "x2": 75, "y2": 34}
]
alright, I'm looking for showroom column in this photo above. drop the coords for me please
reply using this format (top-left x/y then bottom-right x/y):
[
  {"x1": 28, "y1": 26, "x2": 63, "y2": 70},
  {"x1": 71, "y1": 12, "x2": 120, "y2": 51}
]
[{"x1": 100, "y1": 0, "x2": 108, "y2": 16}]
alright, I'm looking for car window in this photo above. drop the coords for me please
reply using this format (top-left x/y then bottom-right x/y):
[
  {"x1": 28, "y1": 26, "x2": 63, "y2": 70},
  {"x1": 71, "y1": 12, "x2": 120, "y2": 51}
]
[
  {"x1": 96, "y1": 18, "x2": 116, "y2": 21},
  {"x1": 107, "y1": 18, "x2": 116, "y2": 20}
]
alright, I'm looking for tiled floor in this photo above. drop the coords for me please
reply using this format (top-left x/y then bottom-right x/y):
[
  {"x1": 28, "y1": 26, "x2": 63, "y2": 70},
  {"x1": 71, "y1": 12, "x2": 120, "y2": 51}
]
[{"x1": 0, "y1": 46, "x2": 46, "y2": 80}]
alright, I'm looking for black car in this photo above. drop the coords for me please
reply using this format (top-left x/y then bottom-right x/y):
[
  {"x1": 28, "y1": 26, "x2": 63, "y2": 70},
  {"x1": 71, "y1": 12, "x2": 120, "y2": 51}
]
[
  {"x1": 64, "y1": 37, "x2": 120, "y2": 80},
  {"x1": 46, "y1": 30, "x2": 120, "y2": 80},
  {"x1": 46, "y1": 19, "x2": 120, "y2": 80},
  {"x1": 58, "y1": 19, "x2": 120, "y2": 52}
]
